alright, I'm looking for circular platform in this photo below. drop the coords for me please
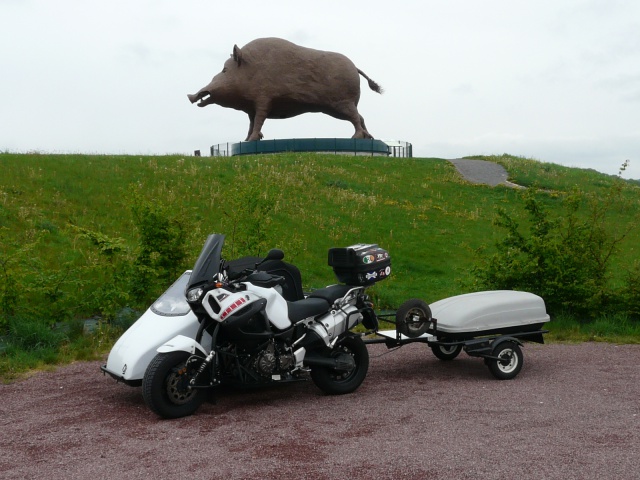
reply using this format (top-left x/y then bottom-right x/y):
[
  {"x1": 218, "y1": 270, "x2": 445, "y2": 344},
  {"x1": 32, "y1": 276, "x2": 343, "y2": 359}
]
[{"x1": 209, "y1": 138, "x2": 412, "y2": 157}]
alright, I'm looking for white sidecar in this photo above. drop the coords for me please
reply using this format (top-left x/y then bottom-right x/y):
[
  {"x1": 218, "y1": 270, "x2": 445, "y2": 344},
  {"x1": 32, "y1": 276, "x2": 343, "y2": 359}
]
[{"x1": 101, "y1": 272, "x2": 211, "y2": 386}]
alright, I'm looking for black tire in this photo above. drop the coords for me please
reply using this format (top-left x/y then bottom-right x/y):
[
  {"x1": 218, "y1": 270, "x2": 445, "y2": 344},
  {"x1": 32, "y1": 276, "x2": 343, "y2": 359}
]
[
  {"x1": 310, "y1": 335, "x2": 369, "y2": 395},
  {"x1": 142, "y1": 351, "x2": 207, "y2": 418},
  {"x1": 396, "y1": 298, "x2": 431, "y2": 338},
  {"x1": 431, "y1": 343, "x2": 463, "y2": 361},
  {"x1": 487, "y1": 342, "x2": 523, "y2": 380}
]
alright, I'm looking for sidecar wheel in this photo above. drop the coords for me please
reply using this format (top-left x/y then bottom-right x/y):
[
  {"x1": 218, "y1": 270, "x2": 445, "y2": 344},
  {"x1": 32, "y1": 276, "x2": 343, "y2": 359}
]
[
  {"x1": 142, "y1": 351, "x2": 206, "y2": 419},
  {"x1": 396, "y1": 298, "x2": 431, "y2": 338},
  {"x1": 310, "y1": 335, "x2": 369, "y2": 395}
]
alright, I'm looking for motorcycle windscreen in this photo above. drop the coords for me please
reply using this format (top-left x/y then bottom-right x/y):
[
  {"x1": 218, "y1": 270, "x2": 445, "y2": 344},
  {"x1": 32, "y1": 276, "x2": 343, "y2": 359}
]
[{"x1": 187, "y1": 234, "x2": 225, "y2": 289}]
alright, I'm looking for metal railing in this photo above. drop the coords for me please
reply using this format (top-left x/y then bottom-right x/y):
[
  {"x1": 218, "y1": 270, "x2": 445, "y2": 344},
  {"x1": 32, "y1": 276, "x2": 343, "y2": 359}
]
[{"x1": 204, "y1": 138, "x2": 412, "y2": 158}]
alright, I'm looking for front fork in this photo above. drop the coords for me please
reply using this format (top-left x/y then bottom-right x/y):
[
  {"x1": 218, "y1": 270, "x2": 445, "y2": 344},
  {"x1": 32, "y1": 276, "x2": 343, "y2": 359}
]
[
  {"x1": 188, "y1": 322, "x2": 221, "y2": 390},
  {"x1": 187, "y1": 350, "x2": 217, "y2": 389}
]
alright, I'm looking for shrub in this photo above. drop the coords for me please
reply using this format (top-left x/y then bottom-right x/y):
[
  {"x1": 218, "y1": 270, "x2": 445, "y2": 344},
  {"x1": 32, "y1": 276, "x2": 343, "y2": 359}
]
[
  {"x1": 129, "y1": 191, "x2": 191, "y2": 305},
  {"x1": 0, "y1": 230, "x2": 82, "y2": 330},
  {"x1": 621, "y1": 262, "x2": 640, "y2": 319},
  {"x1": 6, "y1": 315, "x2": 68, "y2": 351},
  {"x1": 470, "y1": 183, "x2": 638, "y2": 318}
]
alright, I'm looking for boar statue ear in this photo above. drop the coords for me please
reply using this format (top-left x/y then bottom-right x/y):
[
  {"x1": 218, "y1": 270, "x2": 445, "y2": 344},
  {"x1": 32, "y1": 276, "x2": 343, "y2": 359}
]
[{"x1": 232, "y1": 45, "x2": 242, "y2": 66}]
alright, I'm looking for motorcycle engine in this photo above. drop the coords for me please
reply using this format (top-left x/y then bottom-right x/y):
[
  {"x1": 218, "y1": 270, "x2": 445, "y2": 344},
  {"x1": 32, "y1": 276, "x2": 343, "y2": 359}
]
[{"x1": 254, "y1": 341, "x2": 295, "y2": 377}]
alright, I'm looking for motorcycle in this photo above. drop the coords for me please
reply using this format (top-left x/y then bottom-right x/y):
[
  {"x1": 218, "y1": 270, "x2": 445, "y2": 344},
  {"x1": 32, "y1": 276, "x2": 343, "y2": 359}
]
[{"x1": 102, "y1": 234, "x2": 391, "y2": 418}]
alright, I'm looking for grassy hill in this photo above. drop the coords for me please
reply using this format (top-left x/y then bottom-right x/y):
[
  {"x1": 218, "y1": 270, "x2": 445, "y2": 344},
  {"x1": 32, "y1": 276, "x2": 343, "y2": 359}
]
[{"x1": 1, "y1": 152, "x2": 639, "y2": 379}]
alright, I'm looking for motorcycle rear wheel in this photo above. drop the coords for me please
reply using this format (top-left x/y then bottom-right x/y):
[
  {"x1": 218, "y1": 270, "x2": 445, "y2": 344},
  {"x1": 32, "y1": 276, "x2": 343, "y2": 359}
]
[
  {"x1": 310, "y1": 335, "x2": 369, "y2": 395},
  {"x1": 142, "y1": 351, "x2": 206, "y2": 419}
]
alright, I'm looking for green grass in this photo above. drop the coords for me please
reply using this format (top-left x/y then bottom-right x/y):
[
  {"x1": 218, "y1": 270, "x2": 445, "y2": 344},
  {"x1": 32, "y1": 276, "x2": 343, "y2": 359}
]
[
  {"x1": 0, "y1": 319, "x2": 125, "y2": 382},
  {"x1": 1, "y1": 153, "x2": 524, "y2": 306},
  {"x1": 547, "y1": 312, "x2": 640, "y2": 344},
  {"x1": 1, "y1": 151, "x2": 639, "y2": 381}
]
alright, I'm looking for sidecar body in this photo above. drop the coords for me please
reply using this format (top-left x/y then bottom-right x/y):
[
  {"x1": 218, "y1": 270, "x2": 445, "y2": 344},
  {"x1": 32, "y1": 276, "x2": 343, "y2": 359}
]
[{"x1": 101, "y1": 272, "x2": 210, "y2": 386}]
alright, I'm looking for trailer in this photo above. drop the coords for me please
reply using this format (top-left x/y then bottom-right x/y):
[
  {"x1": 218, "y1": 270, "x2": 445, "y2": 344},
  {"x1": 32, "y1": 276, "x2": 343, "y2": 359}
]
[{"x1": 364, "y1": 290, "x2": 550, "y2": 380}]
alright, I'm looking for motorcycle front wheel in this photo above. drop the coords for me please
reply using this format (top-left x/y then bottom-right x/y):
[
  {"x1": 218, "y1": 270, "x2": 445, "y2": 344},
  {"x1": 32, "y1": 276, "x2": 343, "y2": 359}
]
[
  {"x1": 310, "y1": 335, "x2": 369, "y2": 395},
  {"x1": 142, "y1": 351, "x2": 207, "y2": 419}
]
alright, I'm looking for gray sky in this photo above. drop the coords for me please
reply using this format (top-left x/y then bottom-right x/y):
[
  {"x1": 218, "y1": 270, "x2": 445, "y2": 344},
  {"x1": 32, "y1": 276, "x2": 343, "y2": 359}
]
[{"x1": 1, "y1": 0, "x2": 639, "y2": 178}]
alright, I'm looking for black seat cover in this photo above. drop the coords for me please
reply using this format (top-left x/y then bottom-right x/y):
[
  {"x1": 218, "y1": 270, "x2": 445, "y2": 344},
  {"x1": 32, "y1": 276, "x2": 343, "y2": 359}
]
[
  {"x1": 260, "y1": 259, "x2": 305, "y2": 301},
  {"x1": 307, "y1": 284, "x2": 354, "y2": 305},
  {"x1": 226, "y1": 256, "x2": 305, "y2": 302},
  {"x1": 287, "y1": 298, "x2": 330, "y2": 322}
]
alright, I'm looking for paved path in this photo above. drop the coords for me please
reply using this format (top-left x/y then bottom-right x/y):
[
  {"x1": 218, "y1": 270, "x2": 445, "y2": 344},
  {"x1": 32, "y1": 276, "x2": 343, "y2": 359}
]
[{"x1": 449, "y1": 159, "x2": 523, "y2": 188}]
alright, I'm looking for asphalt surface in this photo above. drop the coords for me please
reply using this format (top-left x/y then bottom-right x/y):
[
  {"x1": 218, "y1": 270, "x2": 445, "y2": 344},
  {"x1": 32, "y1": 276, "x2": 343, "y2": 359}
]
[
  {"x1": 449, "y1": 159, "x2": 521, "y2": 187},
  {"x1": 1, "y1": 342, "x2": 639, "y2": 479}
]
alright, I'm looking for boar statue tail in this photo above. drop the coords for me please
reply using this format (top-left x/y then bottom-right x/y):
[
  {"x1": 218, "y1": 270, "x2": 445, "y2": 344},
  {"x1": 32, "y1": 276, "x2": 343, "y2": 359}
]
[{"x1": 357, "y1": 69, "x2": 383, "y2": 94}]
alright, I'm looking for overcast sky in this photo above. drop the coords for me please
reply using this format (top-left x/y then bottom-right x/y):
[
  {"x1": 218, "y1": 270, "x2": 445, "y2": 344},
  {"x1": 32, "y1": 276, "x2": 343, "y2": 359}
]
[{"x1": 1, "y1": 0, "x2": 639, "y2": 178}]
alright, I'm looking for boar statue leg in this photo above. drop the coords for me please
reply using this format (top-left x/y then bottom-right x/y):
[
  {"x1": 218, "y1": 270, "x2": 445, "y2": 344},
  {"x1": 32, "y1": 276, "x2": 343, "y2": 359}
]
[
  {"x1": 345, "y1": 110, "x2": 373, "y2": 138},
  {"x1": 245, "y1": 116, "x2": 254, "y2": 141},
  {"x1": 359, "y1": 115, "x2": 372, "y2": 138},
  {"x1": 245, "y1": 106, "x2": 268, "y2": 141},
  {"x1": 244, "y1": 113, "x2": 264, "y2": 142},
  {"x1": 349, "y1": 113, "x2": 374, "y2": 139},
  {"x1": 327, "y1": 102, "x2": 374, "y2": 139}
]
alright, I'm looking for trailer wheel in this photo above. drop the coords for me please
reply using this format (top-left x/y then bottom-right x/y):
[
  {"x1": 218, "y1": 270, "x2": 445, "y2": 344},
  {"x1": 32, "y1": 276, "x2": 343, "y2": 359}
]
[
  {"x1": 487, "y1": 342, "x2": 523, "y2": 380},
  {"x1": 396, "y1": 299, "x2": 431, "y2": 338},
  {"x1": 431, "y1": 343, "x2": 462, "y2": 361}
]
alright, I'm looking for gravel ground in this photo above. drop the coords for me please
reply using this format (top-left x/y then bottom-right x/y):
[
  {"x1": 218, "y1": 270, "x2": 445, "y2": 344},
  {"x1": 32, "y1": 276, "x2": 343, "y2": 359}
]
[{"x1": 1, "y1": 342, "x2": 639, "y2": 479}]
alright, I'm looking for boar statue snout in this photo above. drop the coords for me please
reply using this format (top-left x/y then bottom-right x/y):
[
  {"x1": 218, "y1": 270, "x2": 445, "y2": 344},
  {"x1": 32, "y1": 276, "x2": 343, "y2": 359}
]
[{"x1": 187, "y1": 91, "x2": 211, "y2": 107}]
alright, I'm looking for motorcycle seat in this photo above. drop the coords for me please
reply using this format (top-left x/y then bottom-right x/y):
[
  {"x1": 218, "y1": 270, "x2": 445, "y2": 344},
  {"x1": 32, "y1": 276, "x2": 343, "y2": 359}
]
[
  {"x1": 307, "y1": 284, "x2": 354, "y2": 305},
  {"x1": 287, "y1": 297, "x2": 330, "y2": 322}
]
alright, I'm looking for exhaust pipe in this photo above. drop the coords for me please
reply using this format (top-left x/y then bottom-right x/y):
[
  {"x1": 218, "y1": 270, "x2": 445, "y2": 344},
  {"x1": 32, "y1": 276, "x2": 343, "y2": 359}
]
[{"x1": 303, "y1": 353, "x2": 355, "y2": 371}]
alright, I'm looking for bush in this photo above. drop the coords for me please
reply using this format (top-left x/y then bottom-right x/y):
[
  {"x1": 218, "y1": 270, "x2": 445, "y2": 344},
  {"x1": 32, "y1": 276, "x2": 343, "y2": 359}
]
[
  {"x1": 129, "y1": 191, "x2": 191, "y2": 305},
  {"x1": 6, "y1": 315, "x2": 68, "y2": 351},
  {"x1": 0, "y1": 230, "x2": 84, "y2": 331},
  {"x1": 621, "y1": 262, "x2": 640, "y2": 319},
  {"x1": 470, "y1": 183, "x2": 639, "y2": 318}
]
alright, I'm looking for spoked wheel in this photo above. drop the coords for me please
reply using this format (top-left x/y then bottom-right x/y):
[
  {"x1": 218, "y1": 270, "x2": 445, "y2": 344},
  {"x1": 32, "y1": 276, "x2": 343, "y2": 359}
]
[
  {"x1": 396, "y1": 298, "x2": 432, "y2": 338},
  {"x1": 142, "y1": 351, "x2": 207, "y2": 418},
  {"x1": 310, "y1": 335, "x2": 369, "y2": 395},
  {"x1": 431, "y1": 343, "x2": 463, "y2": 361},
  {"x1": 487, "y1": 342, "x2": 523, "y2": 380}
]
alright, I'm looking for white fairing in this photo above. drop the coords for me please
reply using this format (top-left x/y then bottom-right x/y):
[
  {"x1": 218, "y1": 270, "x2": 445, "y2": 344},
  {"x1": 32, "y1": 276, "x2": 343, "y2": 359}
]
[
  {"x1": 201, "y1": 283, "x2": 291, "y2": 329},
  {"x1": 247, "y1": 284, "x2": 291, "y2": 329},
  {"x1": 157, "y1": 334, "x2": 207, "y2": 356},
  {"x1": 430, "y1": 290, "x2": 549, "y2": 334},
  {"x1": 103, "y1": 272, "x2": 211, "y2": 382}
]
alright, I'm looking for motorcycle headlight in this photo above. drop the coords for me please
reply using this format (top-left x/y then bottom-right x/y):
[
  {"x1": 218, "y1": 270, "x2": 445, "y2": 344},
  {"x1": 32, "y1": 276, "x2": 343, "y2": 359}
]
[{"x1": 186, "y1": 287, "x2": 204, "y2": 302}]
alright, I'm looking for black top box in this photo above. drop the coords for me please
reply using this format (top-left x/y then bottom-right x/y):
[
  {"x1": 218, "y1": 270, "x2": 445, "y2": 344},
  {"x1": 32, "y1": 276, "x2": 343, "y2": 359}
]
[{"x1": 328, "y1": 243, "x2": 391, "y2": 286}]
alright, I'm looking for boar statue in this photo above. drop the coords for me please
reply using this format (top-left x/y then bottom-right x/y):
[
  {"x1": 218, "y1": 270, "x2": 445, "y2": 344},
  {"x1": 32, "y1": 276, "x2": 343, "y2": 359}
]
[{"x1": 187, "y1": 37, "x2": 382, "y2": 141}]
